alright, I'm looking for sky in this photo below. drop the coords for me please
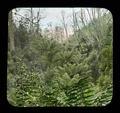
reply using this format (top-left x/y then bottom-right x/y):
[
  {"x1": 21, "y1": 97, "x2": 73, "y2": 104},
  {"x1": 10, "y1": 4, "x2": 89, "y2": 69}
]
[
  {"x1": 40, "y1": 8, "x2": 80, "y2": 27},
  {"x1": 13, "y1": 8, "x2": 80, "y2": 26},
  {"x1": 40, "y1": 8, "x2": 80, "y2": 34},
  {"x1": 12, "y1": 8, "x2": 109, "y2": 35},
  {"x1": 13, "y1": 8, "x2": 81, "y2": 35}
]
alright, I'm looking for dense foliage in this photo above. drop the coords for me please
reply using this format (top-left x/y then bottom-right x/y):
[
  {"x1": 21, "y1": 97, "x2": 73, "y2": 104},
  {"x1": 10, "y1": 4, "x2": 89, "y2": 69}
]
[{"x1": 7, "y1": 9, "x2": 113, "y2": 107}]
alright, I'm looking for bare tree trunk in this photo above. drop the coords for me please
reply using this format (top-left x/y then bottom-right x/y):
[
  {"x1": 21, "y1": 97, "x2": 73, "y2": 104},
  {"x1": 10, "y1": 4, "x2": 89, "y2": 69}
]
[
  {"x1": 28, "y1": 8, "x2": 45, "y2": 37},
  {"x1": 30, "y1": 8, "x2": 34, "y2": 35},
  {"x1": 36, "y1": 8, "x2": 40, "y2": 34},
  {"x1": 61, "y1": 10, "x2": 68, "y2": 39},
  {"x1": 72, "y1": 9, "x2": 83, "y2": 39},
  {"x1": 8, "y1": 10, "x2": 15, "y2": 52}
]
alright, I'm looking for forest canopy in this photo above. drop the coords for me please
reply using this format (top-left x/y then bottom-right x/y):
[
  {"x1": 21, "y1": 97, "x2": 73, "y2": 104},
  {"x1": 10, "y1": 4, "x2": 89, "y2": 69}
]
[{"x1": 7, "y1": 8, "x2": 113, "y2": 107}]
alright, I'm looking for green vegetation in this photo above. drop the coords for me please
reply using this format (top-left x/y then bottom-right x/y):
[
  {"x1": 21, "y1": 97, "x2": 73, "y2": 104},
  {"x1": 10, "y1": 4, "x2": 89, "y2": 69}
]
[{"x1": 7, "y1": 8, "x2": 113, "y2": 107}]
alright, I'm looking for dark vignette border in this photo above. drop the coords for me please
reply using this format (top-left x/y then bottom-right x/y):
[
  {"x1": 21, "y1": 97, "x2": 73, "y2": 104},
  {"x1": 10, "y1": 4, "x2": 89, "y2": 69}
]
[{"x1": 0, "y1": 0, "x2": 119, "y2": 113}]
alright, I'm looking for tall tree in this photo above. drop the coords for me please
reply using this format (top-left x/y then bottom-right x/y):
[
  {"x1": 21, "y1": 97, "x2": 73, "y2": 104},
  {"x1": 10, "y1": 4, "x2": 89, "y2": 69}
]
[
  {"x1": 61, "y1": 10, "x2": 68, "y2": 39},
  {"x1": 8, "y1": 10, "x2": 15, "y2": 52}
]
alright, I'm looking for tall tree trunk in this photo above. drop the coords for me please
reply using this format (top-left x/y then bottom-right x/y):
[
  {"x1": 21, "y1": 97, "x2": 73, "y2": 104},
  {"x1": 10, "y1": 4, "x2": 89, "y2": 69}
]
[
  {"x1": 61, "y1": 10, "x2": 68, "y2": 39},
  {"x1": 8, "y1": 10, "x2": 15, "y2": 52}
]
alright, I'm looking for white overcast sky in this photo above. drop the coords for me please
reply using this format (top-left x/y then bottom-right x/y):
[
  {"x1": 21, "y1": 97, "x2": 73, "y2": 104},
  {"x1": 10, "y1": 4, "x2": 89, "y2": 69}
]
[
  {"x1": 14, "y1": 8, "x2": 80, "y2": 26},
  {"x1": 40, "y1": 8, "x2": 80, "y2": 27},
  {"x1": 13, "y1": 8, "x2": 81, "y2": 34},
  {"x1": 13, "y1": 8, "x2": 109, "y2": 35}
]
